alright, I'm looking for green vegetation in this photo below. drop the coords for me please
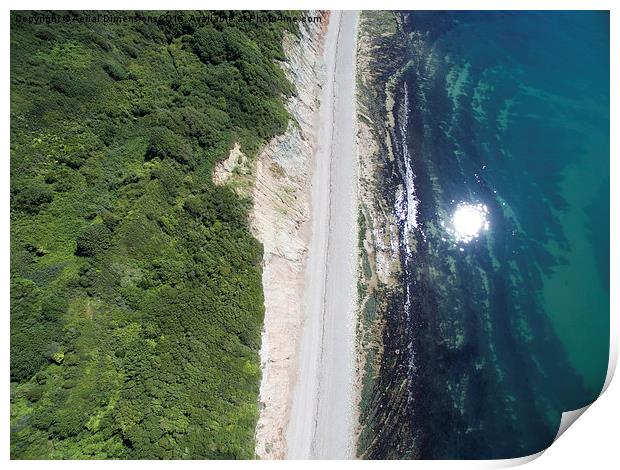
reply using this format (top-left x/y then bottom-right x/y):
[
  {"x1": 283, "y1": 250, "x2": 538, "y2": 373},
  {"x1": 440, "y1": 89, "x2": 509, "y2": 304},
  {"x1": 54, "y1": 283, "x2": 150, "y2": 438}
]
[{"x1": 11, "y1": 10, "x2": 298, "y2": 459}]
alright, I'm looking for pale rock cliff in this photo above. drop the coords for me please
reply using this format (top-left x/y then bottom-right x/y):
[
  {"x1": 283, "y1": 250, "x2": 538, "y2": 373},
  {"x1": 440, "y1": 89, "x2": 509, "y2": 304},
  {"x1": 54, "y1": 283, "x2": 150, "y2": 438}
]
[{"x1": 251, "y1": 13, "x2": 328, "y2": 460}]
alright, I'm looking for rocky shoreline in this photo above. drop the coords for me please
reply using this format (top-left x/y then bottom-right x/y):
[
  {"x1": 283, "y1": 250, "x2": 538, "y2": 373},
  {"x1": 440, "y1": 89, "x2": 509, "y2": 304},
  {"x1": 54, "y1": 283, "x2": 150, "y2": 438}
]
[{"x1": 353, "y1": 11, "x2": 409, "y2": 457}]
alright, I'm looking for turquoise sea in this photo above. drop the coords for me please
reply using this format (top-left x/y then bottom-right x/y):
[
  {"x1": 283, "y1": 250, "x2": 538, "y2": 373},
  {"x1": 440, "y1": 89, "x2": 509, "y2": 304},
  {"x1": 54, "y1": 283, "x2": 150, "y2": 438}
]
[
  {"x1": 370, "y1": 11, "x2": 609, "y2": 458},
  {"x1": 436, "y1": 10, "x2": 610, "y2": 396}
]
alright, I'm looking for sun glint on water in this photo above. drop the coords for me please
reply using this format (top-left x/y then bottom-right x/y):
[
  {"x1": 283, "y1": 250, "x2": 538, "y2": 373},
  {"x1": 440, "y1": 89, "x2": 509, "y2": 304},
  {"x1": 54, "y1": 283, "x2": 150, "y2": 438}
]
[{"x1": 447, "y1": 202, "x2": 490, "y2": 243}]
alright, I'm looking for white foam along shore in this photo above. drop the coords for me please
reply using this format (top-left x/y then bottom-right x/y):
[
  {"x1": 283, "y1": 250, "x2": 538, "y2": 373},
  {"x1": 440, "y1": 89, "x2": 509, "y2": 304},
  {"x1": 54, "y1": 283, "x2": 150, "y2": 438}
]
[{"x1": 286, "y1": 10, "x2": 360, "y2": 459}]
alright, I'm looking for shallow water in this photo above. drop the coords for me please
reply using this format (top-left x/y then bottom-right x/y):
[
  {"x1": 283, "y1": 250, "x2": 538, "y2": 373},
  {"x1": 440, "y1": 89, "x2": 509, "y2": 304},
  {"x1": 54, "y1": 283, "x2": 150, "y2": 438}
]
[{"x1": 373, "y1": 11, "x2": 609, "y2": 459}]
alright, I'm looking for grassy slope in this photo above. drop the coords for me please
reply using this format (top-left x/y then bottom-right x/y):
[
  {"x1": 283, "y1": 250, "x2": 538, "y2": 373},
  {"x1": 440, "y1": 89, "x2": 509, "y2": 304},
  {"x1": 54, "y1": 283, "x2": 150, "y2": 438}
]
[{"x1": 10, "y1": 10, "x2": 296, "y2": 459}]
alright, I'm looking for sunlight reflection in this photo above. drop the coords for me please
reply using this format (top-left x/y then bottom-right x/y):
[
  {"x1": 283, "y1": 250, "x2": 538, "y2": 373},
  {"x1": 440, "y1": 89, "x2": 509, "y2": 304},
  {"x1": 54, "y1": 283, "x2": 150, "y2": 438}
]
[{"x1": 446, "y1": 202, "x2": 490, "y2": 244}]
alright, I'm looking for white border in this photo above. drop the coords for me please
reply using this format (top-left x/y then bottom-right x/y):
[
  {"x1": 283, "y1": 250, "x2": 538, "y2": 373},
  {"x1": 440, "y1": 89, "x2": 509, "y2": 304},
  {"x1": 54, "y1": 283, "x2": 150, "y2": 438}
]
[{"x1": 3, "y1": 1, "x2": 617, "y2": 468}]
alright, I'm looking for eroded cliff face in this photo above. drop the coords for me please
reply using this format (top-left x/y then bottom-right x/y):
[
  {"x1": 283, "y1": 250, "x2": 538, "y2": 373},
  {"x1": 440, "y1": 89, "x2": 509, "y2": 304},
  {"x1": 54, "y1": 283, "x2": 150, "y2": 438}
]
[{"x1": 250, "y1": 13, "x2": 328, "y2": 460}]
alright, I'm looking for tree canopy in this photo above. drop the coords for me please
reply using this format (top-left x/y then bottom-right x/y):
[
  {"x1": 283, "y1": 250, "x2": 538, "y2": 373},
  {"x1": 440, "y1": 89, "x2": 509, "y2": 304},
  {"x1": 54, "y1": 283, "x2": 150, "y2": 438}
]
[{"x1": 10, "y1": 10, "x2": 298, "y2": 459}]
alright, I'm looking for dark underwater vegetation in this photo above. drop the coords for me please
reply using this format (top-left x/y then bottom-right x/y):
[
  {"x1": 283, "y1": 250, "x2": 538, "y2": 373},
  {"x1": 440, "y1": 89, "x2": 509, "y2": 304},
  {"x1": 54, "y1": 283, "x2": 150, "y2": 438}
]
[{"x1": 358, "y1": 10, "x2": 609, "y2": 459}]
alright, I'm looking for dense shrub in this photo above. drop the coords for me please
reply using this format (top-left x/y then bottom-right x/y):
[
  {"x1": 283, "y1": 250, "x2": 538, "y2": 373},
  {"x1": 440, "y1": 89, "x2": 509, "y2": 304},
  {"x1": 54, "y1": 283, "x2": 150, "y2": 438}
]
[
  {"x1": 145, "y1": 127, "x2": 193, "y2": 165},
  {"x1": 49, "y1": 73, "x2": 96, "y2": 98},
  {"x1": 10, "y1": 9, "x2": 298, "y2": 459},
  {"x1": 11, "y1": 182, "x2": 53, "y2": 214},
  {"x1": 101, "y1": 211, "x2": 121, "y2": 230},
  {"x1": 102, "y1": 61, "x2": 126, "y2": 80},
  {"x1": 151, "y1": 162, "x2": 183, "y2": 198},
  {"x1": 10, "y1": 279, "x2": 63, "y2": 383},
  {"x1": 192, "y1": 27, "x2": 226, "y2": 65},
  {"x1": 75, "y1": 224, "x2": 112, "y2": 257},
  {"x1": 40, "y1": 292, "x2": 68, "y2": 321}
]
